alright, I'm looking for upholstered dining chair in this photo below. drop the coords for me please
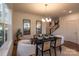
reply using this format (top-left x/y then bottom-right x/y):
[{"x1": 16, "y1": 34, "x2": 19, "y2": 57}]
[
  {"x1": 37, "y1": 35, "x2": 51, "y2": 56},
  {"x1": 51, "y1": 35, "x2": 64, "y2": 56}
]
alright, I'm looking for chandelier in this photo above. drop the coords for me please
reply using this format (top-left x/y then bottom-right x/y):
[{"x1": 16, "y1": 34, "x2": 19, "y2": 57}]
[{"x1": 42, "y1": 4, "x2": 51, "y2": 22}]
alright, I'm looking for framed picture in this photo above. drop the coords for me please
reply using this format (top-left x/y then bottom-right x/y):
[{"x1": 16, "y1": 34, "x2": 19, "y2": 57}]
[
  {"x1": 23, "y1": 19, "x2": 31, "y2": 35},
  {"x1": 36, "y1": 20, "x2": 42, "y2": 34}
]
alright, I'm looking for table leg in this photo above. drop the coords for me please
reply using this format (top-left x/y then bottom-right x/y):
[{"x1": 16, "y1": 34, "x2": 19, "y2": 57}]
[
  {"x1": 54, "y1": 47, "x2": 56, "y2": 56},
  {"x1": 36, "y1": 45, "x2": 38, "y2": 56}
]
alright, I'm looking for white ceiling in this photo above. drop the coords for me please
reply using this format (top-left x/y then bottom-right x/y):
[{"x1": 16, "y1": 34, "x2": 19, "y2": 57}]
[{"x1": 13, "y1": 3, "x2": 79, "y2": 17}]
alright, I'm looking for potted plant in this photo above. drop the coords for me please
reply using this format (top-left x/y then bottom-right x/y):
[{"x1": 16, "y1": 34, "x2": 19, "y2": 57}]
[{"x1": 16, "y1": 29, "x2": 22, "y2": 40}]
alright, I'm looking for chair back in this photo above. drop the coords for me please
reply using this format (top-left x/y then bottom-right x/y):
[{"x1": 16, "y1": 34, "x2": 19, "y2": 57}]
[
  {"x1": 55, "y1": 37, "x2": 62, "y2": 47},
  {"x1": 36, "y1": 35, "x2": 51, "y2": 51},
  {"x1": 43, "y1": 41, "x2": 51, "y2": 51}
]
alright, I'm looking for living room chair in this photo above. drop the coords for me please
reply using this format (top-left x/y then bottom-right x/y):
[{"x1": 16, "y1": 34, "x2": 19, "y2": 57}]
[{"x1": 17, "y1": 40, "x2": 36, "y2": 56}]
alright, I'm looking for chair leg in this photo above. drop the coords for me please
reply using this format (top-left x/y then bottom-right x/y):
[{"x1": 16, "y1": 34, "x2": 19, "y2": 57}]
[
  {"x1": 36, "y1": 45, "x2": 38, "y2": 56},
  {"x1": 54, "y1": 47, "x2": 56, "y2": 56},
  {"x1": 42, "y1": 51, "x2": 43, "y2": 56},
  {"x1": 59, "y1": 46, "x2": 62, "y2": 53},
  {"x1": 49, "y1": 49, "x2": 51, "y2": 56}
]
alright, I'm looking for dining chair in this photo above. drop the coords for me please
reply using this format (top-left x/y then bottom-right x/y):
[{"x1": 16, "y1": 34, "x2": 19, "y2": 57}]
[
  {"x1": 37, "y1": 35, "x2": 51, "y2": 56},
  {"x1": 51, "y1": 36, "x2": 62, "y2": 56}
]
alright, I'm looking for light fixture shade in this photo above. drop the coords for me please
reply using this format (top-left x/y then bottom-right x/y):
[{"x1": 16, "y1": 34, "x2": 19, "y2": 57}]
[
  {"x1": 42, "y1": 18, "x2": 51, "y2": 22},
  {"x1": 42, "y1": 18, "x2": 45, "y2": 22},
  {"x1": 49, "y1": 18, "x2": 51, "y2": 22},
  {"x1": 41, "y1": 4, "x2": 52, "y2": 23},
  {"x1": 46, "y1": 18, "x2": 49, "y2": 22}
]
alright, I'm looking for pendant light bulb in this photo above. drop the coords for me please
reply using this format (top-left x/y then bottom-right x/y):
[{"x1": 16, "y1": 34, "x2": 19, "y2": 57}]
[
  {"x1": 42, "y1": 18, "x2": 45, "y2": 22},
  {"x1": 49, "y1": 18, "x2": 51, "y2": 22}
]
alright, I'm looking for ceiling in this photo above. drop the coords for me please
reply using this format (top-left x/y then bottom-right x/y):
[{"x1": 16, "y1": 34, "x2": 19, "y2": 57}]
[{"x1": 13, "y1": 3, "x2": 79, "y2": 17}]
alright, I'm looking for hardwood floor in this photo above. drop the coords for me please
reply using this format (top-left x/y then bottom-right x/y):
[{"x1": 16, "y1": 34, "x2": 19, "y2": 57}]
[
  {"x1": 12, "y1": 45, "x2": 17, "y2": 56},
  {"x1": 64, "y1": 41, "x2": 79, "y2": 51},
  {"x1": 12, "y1": 41, "x2": 79, "y2": 56}
]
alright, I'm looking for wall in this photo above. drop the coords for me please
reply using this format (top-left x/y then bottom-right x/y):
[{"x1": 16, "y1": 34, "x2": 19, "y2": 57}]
[
  {"x1": 13, "y1": 11, "x2": 46, "y2": 40},
  {"x1": 53, "y1": 13, "x2": 79, "y2": 44}
]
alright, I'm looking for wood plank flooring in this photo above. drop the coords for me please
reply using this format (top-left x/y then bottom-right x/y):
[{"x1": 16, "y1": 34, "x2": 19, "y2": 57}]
[{"x1": 12, "y1": 41, "x2": 79, "y2": 56}]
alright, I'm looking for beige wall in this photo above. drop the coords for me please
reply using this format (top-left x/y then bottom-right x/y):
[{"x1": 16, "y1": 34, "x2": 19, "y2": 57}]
[
  {"x1": 13, "y1": 11, "x2": 79, "y2": 44},
  {"x1": 13, "y1": 11, "x2": 46, "y2": 40},
  {"x1": 53, "y1": 13, "x2": 79, "y2": 44}
]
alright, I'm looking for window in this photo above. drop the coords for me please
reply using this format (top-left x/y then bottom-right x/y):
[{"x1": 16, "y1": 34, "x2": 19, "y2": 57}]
[
  {"x1": 0, "y1": 23, "x2": 4, "y2": 47},
  {"x1": 0, "y1": 4, "x2": 8, "y2": 47}
]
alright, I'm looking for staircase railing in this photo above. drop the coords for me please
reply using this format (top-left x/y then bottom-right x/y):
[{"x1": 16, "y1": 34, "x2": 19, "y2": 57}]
[
  {"x1": 49, "y1": 17, "x2": 60, "y2": 34},
  {"x1": 50, "y1": 24, "x2": 60, "y2": 34}
]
